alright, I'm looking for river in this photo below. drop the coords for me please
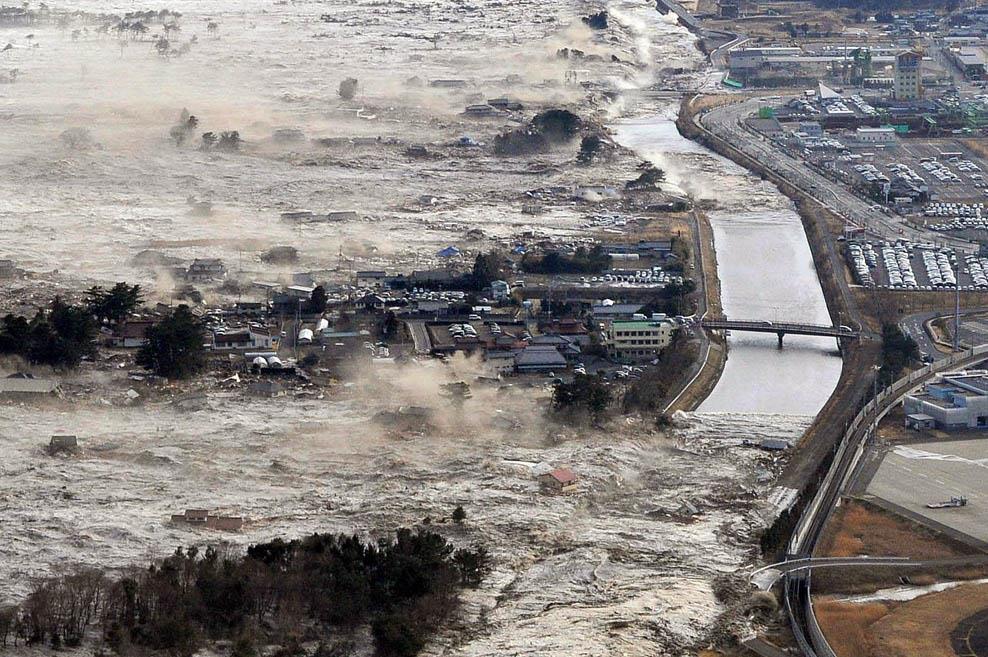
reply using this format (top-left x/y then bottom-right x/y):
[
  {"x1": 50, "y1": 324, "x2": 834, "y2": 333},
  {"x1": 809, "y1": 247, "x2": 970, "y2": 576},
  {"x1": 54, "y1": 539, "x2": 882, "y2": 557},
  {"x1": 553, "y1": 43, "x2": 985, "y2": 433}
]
[{"x1": 610, "y1": 9, "x2": 842, "y2": 417}]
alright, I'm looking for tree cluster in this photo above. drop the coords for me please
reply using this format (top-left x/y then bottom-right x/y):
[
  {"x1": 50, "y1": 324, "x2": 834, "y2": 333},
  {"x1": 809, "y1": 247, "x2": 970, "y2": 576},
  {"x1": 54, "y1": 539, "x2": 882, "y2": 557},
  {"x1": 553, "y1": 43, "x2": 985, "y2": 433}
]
[
  {"x1": 136, "y1": 305, "x2": 206, "y2": 379},
  {"x1": 878, "y1": 323, "x2": 919, "y2": 386},
  {"x1": 0, "y1": 298, "x2": 97, "y2": 368},
  {"x1": 641, "y1": 279, "x2": 697, "y2": 318},
  {"x1": 552, "y1": 373, "x2": 612, "y2": 424},
  {"x1": 493, "y1": 108, "x2": 583, "y2": 156},
  {"x1": 2, "y1": 530, "x2": 489, "y2": 657},
  {"x1": 622, "y1": 331, "x2": 696, "y2": 413},
  {"x1": 85, "y1": 283, "x2": 143, "y2": 324},
  {"x1": 520, "y1": 245, "x2": 611, "y2": 275}
]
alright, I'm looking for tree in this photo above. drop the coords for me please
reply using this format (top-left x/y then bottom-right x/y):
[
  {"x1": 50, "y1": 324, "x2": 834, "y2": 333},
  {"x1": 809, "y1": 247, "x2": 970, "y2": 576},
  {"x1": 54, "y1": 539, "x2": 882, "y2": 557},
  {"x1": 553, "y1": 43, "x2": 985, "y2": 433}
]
[
  {"x1": 531, "y1": 109, "x2": 582, "y2": 143},
  {"x1": 577, "y1": 134, "x2": 603, "y2": 164},
  {"x1": 338, "y1": 77, "x2": 358, "y2": 100},
  {"x1": 30, "y1": 298, "x2": 97, "y2": 368},
  {"x1": 471, "y1": 251, "x2": 500, "y2": 289},
  {"x1": 85, "y1": 282, "x2": 143, "y2": 324},
  {"x1": 451, "y1": 506, "x2": 466, "y2": 524},
  {"x1": 306, "y1": 286, "x2": 327, "y2": 314},
  {"x1": 453, "y1": 546, "x2": 489, "y2": 587},
  {"x1": 136, "y1": 305, "x2": 206, "y2": 379},
  {"x1": 625, "y1": 162, "x2": 665, "y2": 190},
  {"x1": 551, "y1": 374, "x2": 612, "y2": 424}
]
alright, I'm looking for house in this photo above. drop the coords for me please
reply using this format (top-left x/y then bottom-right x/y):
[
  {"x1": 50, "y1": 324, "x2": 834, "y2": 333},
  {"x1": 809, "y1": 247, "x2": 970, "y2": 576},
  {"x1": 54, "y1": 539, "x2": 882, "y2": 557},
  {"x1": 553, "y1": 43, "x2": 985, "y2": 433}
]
[
  {"x1": 490, "y1": 280, "x2": 511, "y2": 301},
  {"x1": 48, "y1": 435, "x2": 79, "y2": 455},
  {"x1": 0, "y1": 259, "x2": 17, "y2": 278},
  {"x1": 356, "y1": 270, "x2": 389, "y2": 288},
  {"x1": 107, "y1": 319, "x2": 156, "y2": 348},
  {"x1": 213, "y1": 327, "x2": 277, "y2": 351},
  {"x1": 285, "y1": 284, "x2": 316, "y2": 300},
  {"x1": 416, "y1": 299, "x2": 450, "y2": 314},
  {"x1": 0, "y1": 374, "x2": 61, "y2": 396},
  {"x1": 359, "y1": 293, "x2": 387, "y2": 311},
  {"x1": 249, "y1": 381, "x2": 286, "y2": 398},
  {"x1": 539, "y1": 468, "x2": 578, "y2": 493},
  {"x1": 186, "y1": 258, "x2": 226, "y2": 282},
  {"x1": 528, "y1": 334, "x2": 582, "y2": 361},
  {"x1": 514, "y1": 345, "x2": 567, "y2": 373}
]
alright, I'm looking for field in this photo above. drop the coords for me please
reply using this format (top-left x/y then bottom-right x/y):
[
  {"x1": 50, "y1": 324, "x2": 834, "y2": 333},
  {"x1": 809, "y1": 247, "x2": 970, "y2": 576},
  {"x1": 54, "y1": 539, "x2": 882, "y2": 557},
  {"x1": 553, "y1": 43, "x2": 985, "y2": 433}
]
[
  {"x1": 817, "y1": 583, "x2": 988, "y2": 657},
  {"x1": 817, "y1": 499, "x2": 977, "y2": 560}
]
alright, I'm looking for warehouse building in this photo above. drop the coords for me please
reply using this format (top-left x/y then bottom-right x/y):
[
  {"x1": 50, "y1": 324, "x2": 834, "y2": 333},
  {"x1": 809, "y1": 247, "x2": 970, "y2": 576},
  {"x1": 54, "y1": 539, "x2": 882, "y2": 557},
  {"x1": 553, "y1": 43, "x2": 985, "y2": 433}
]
[{"x1": 903, "y1": 371, "x2": 988, "y2": 429}]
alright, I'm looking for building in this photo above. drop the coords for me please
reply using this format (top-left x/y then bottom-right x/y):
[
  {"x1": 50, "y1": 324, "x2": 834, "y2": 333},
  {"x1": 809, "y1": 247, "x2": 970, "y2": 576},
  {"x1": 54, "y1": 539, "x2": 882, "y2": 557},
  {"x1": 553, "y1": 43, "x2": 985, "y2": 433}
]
[
  {"x1": 728, "y1": 46, "x2": 803, "y2": 71},
  {"x1": 798, "y1": 121, "x2": 823, "y2": 137},
  {"x1": 186, "y1": 258, "x2": 226, "y2": 282},
  {"x1": 490, "y1": 280, "x2": 511, "y2": 301},
  {"x1": 853, "y1": 127, "x2": 897, "y2": 145},
  {"x1": 903, "y1": 371, "x2": 988, "y2": 429},
  {"x1": 591, "y1": 303, "x2": 644, "y2": 320},
  {"x1": 514, "y1": 345, "x2": 567, "y2": 373},
  {"x1": 949, "y1": 47, "x2": 987, "y2": 80},
  {"x1": 539, "y1": 468, "x2": 578, "y2": 493},
  {"x1": 893, "y1": 50, "x2": 923, "y2": 100},
  {"x1": 356, "y1": 270, "x2": 389, "y2": 288},
  {"x1": 600, "y1": 316, "x2": 676, "y2": 362}
]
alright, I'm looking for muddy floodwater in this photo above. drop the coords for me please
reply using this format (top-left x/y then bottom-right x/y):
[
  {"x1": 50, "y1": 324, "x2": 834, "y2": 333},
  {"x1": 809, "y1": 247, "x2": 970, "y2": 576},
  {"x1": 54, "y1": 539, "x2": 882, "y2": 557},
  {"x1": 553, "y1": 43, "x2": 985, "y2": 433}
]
[{"x1": 0, "y1": 1, "x2": 841, "y2": 655}]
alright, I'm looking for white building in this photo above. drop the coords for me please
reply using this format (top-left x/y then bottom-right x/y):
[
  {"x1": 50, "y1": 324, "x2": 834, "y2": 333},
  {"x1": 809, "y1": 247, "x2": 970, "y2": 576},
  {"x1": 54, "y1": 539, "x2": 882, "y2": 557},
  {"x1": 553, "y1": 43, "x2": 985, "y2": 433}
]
[
  {"x1": 854, "y1": 127, "x2": 897, "y2": 144},
  {"x1": 903, "y1": 371, "x2": 988, "y2": 429}
]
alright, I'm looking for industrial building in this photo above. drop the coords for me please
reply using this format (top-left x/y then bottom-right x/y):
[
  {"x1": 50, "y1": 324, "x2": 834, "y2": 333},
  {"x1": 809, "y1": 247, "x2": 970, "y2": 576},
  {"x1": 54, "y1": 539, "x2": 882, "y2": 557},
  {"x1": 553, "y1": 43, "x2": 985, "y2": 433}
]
[{"x1": 903, "y1": 371, "x2": 988, "y2": 429}]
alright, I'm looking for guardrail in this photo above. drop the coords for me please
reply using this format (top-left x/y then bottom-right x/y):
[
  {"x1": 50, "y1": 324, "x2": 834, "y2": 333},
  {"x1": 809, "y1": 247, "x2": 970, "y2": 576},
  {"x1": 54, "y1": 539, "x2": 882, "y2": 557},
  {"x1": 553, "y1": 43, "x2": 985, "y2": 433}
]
[{"x1": 784, "y1": 345, "x2": 988, "y2": 657}]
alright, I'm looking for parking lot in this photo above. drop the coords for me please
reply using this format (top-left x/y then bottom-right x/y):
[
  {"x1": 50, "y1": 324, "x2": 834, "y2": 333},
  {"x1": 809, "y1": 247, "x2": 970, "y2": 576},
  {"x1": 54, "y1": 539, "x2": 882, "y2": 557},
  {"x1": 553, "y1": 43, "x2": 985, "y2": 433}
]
[
  {"x1": 866, "y1": 438, "x2": 988, "y2": 546},
  {"x1": 830, "y1": 139, "x2": 988, "y2": 207},
  {"x1": 844, "y1": 239, "x2": 988, "y2": 290}
]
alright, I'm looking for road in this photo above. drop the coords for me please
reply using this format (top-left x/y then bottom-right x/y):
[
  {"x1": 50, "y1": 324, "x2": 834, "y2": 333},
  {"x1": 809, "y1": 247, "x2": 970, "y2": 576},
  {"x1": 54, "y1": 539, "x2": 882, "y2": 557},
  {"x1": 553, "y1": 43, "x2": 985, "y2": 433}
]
[
  {"x1": 699, "y1": 97, "x2": 977, "y2": 253},
  {"x1": 751, "y1": 554, "x2": 988, "y2": 590}
]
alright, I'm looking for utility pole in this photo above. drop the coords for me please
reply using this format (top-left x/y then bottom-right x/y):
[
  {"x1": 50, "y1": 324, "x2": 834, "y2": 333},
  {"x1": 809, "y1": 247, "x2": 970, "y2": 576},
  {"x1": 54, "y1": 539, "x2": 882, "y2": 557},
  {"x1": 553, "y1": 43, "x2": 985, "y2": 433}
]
[{"x1": 955, "y1": 260, "x2": 961, "y2": 352}]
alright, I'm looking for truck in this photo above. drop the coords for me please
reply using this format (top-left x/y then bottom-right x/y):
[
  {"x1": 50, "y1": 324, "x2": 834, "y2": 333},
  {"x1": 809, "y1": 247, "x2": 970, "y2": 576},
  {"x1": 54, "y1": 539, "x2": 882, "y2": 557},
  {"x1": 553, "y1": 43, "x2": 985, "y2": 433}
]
[{"x1": 926, "y1": 496, "x2": 967, "y2": 509}]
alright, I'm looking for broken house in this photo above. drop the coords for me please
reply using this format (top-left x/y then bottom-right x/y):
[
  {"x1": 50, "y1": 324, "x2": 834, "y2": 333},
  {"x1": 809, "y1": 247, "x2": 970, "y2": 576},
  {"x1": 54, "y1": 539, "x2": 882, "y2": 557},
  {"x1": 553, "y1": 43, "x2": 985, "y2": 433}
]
[
  {"x1": 170, "y1": 509, "x2": 245, "y2": 531},
  {"x1": 48, "y1": 435, "x2": 79, "y2": 455},
  {"x1": 186, "y1": 258, "x2": 226, "y2": 282},
  {"x1": 249, "y1": 380, "x2": 286, "y2": 398},
  {"x1": 0, "y1": 374, "x2": 61, "y2": 397},
  {"x1": 539, "y1": 468, "x2": 579, "y2": 493}
]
